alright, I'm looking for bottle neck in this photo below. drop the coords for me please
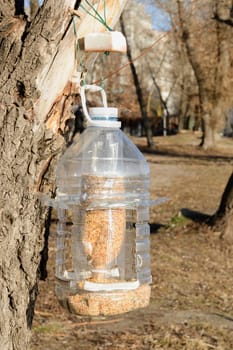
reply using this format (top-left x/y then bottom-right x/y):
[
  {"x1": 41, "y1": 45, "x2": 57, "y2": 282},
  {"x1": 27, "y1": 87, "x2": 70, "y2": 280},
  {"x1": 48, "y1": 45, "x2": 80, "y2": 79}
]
[
  {"x1": 86, "y1": 120, "x2": 121, "y2": 128},
  {"x1": 87, "y1": 107, "x2": 121, "y2": 128}
]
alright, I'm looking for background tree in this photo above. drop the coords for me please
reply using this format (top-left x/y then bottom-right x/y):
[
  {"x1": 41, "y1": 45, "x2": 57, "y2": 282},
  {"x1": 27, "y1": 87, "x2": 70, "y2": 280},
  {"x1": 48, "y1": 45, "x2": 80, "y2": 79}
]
[
  {"x1": 177, "y1": 0, "x2": 233, "y2": 148},
  {"x1": 0, "y1": 1, "x2": 127, "y2": 349},
  {"x1": 175, "y1": 0, "x2": 233, "y2": 240},
  {"x1": 210, "y1": 0, "x2": 233, "y2": 241},
  {"x1": 92, "y1": 0, "x2": 187, "y2": 139},
  {"x1": 121, "y1": 0, "x2": 197, "y2": 136},
  {"x1": 153, "y1": 0, "x2": 233, "y2": 239},
  {"x1": 120, "y1": 13, "x2": 154, "y2": 147},
  {"x1": 81, "y1": 0, "x2": 154, "y2": 138}
]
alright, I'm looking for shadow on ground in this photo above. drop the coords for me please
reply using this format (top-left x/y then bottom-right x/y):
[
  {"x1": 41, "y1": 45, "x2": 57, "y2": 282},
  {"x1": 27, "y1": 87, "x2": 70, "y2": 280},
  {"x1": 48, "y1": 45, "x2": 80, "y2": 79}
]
[
  {"x1": 181, "y1": 208, "x2": 211, "y2": 223},
  {"x1": 137, "y1": 144, "x2": 233, "y2": 163},
  {"x1": 150, "y1": 223, "x2": 164, "y2": 234}
]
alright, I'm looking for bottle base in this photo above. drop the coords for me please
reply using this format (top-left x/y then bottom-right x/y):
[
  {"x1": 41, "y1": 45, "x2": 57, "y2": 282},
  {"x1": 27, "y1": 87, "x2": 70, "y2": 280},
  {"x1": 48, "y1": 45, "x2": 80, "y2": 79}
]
[{"x1": 56, "y1": 281, "x2": 151, "y2": 317}]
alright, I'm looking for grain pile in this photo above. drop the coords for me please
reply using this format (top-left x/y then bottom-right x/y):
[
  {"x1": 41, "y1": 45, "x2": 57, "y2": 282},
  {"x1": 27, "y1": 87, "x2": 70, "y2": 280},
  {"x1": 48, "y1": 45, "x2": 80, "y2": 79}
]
[
  {"x1": 79, "y1": 175, "x2": 126, "y2": 280},
  {"x1": 82, "y1": 208, "x2": 126, "y2": 278},
  {"x1": 68, "y1": 284, "x2": 151, "y2": 316}
]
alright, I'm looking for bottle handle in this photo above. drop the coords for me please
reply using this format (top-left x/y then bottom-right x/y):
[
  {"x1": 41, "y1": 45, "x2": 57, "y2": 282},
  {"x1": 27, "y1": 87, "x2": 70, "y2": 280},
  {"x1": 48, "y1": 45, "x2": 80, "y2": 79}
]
[{"x1": 80, "y1": 85, "x2": 108, "y2": 123}]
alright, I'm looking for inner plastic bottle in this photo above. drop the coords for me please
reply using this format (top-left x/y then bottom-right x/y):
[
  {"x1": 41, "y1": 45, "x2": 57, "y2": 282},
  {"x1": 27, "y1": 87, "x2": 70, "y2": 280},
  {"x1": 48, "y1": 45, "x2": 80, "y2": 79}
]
[{"x1": 55, "y1": 105, "x2": 152, "y2": 317}]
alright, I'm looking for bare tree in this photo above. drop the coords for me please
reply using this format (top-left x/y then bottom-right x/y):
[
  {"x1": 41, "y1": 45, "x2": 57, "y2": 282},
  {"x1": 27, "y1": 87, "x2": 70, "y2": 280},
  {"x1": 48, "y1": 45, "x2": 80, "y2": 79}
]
[
  {"x1": 175, "y1": 0, "x2": 233, "y2": 239},
  {"x1": 176, "y1": 0, "x2": 233, "y2": 148},
  {"x1": 120, "y1": 14, "x2": 154, "y2": 147},
  {"x1": 154, "y1": 0, "x2": 233, "y2": 240}
]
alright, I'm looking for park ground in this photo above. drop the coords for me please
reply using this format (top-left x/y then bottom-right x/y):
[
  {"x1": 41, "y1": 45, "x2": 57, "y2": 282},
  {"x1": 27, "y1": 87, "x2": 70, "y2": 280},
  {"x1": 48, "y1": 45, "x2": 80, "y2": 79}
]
[{"x1": 30, "y1": 131, "x2": 233, "y2": 350}]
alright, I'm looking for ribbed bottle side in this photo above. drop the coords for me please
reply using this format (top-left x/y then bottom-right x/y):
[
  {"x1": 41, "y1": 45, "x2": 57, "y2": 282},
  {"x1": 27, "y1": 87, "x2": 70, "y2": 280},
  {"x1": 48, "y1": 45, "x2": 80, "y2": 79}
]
[{"x1": 56, "y1": 175, "x2": 151, "y2": 287}]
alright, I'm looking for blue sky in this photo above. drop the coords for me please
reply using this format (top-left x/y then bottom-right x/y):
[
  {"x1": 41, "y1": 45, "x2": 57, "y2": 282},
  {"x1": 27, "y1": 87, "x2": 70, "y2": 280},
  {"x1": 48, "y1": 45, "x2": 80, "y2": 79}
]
[
  {"x1": 25, "y1": 0, "x2": 43, "y2": 7},
  {"x1": 137, "y1": 0, "x2": 171, "y2": 31},
  {"x1": 145, "y1": 3, "x2": 171, "y2": 31},
  {"x1": 24, "y1": 0, "x2": 171, "y2": 31}
]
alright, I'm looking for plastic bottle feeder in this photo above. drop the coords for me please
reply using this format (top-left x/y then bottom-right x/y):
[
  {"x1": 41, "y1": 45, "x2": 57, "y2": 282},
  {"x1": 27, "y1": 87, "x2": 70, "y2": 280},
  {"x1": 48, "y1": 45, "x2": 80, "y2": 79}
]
[{"x1": 54, "y1": 85, "x2": 152, "y2": 317}]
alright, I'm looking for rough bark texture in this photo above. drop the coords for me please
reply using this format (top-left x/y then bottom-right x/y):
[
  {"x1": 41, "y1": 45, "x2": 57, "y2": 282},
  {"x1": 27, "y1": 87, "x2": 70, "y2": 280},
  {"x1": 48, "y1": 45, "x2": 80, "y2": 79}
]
[
  {"x1": 217, "y1": 172, "x2": 233, "y2": 218},
  {"x1": 0, "y1": 0, "x2": 128, "y2": 349},
  {"x1": 211, "y1": 172, "x2": 233, "y2": 242},
  {"x1": 0, "y1": 0, "x2": 15, "y2": 19},
  {"x1": 0, "y1": 2, "x2": 75, "y2": 348},
  {"x1": 30, "y1": 0, "x2": 39, "y2": 19}
]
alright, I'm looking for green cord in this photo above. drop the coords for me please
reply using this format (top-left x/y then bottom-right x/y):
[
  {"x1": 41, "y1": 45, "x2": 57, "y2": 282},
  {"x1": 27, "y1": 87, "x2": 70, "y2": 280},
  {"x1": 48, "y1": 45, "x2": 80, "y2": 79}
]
[
  {"x1": 80, "y1": 0, "x2": 113, "y2": 31},
  {"x1": 72, "y1": 16, "x2": 87, "y2": 85},
  {"x1": 103, "y1": 0, "x2": 107, "y2": 23},
  {"x1": 72, "y1": 1, "x2": 113, "y2": 87},
  {"x1": 72, "y1": 15, "x2": 77, "y2": 36},
  {"x1": 84, "y1": 0, "x2": 104, "y2": 23},
  {"x1": 85, "y1": 0, "x2": 111, "y2": 29}
]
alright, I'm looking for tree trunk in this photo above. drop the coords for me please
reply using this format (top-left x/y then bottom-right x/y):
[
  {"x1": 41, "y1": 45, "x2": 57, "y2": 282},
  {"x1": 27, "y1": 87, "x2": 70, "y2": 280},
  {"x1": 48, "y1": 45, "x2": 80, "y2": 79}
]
[
  {"x1": 0, "y1": 0, "x2": 15, "y2": 18},
  {"x1": 0, "y1": 2, "x2": 74, "y2": 348},
  {"x1": 200, "y1": 111, "x2": 217, "y2": 148},
  {"x1": 210, "y1": 171, "x2": 233, "y2": 243},
  {"x1": 120, "y1": 15, "x2": 154, "y2": 148},
  {"x1": 0, "y1": 1, "x2": 127, "y2": 348},
  {"x1": 176, "y1": 0, "x2": 219, "y2": 149},
  {"x1": 148, "y1": 64, "x2": 170, "y2": 136},
  {"x1": 216, "y1": 173, "x2": 233, "y2": 218}
]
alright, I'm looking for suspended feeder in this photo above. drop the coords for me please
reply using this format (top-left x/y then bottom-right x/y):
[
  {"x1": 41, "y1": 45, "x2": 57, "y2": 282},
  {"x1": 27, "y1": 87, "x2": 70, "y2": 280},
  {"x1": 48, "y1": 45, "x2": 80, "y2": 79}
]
[
  {"x1": 42, "y1": 1, "x2": 168, "y2": 318},
  {"x1": 49, "y1": 85, "x2": 153, "y2": 317}
]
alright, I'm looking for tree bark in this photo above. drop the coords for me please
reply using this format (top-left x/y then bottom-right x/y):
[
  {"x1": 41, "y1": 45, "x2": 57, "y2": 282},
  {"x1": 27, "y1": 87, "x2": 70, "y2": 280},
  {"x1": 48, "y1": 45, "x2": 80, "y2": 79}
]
[
  {"x1": 216, "y1": 173, "x2": 233, "y2": 218},
  {"x1": 0, "y1": 0, "x2": 127, "y2": 348},
  {"x1": 200, "y1": 111, "x2": 217, "y2": 149},
  {"x1": 210, "y1": 172, "x2": 233, "y2": 243},
  {"x1": 0, "y1": 2, "x2": 75, "y2": 348},
  {"x1": 30, "y1": 0, "x2": 39, "y2": 19},
  {"x1": 148, "y1": 64, "x2": 170, "y2": 135}
]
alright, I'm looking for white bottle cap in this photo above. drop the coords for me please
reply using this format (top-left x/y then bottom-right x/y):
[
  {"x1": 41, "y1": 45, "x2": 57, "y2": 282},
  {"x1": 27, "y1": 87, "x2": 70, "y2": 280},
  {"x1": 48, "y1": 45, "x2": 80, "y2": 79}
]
[
  {"x1": 87, "y1": 107, "x2": 121, "y2": 128},
  {"x1": 81, "y1": 85, "x2": 121, "y2": 128}
]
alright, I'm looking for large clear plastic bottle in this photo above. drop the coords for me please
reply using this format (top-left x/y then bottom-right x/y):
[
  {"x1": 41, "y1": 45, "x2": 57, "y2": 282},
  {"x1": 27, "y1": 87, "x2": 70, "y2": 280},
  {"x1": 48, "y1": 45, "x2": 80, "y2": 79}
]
[{"x1": 55, "y1": 86, "x2": 152, "y2": 316}]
